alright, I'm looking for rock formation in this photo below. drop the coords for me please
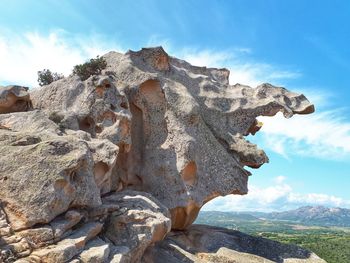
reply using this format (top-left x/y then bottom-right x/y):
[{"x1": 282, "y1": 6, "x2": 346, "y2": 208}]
[
  {"x1": 0, "y1": 47, "x2": 322, "y2": 263},
  {"x1": 142, "y1": 225, "x2": 325, "y2": 263},
  {"x1": 0, "y1": 86, "x2": 32, "y2": 114}
]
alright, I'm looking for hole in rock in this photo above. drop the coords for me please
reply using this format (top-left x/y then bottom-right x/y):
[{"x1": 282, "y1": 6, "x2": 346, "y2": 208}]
[
  {"x1": 102, "y1": 111, "x2": 116, "y2": 125},
  {"x1": 170, "y1": 202, "x2": 201, "y2": 230},
  {"x1": 14, "y1": 99, "x2": 28, "y2": 112},
  {"x1": 200, "y1": 189, "x2": 245, "y2": 215},
  {"x1": 181, "y1": 161, "x2": 197, "y2": 186},
  {"x1": 78, "y1": 116, "x2": 95, "y2": 135},
  {"x1": 120, "y1": 101, "x2": 128, "y2": 109},
  {"x1": 139, "y1": 79, "x2": 164, "y2": 105},
  {"x1": 95, "y1": 125, "x2": 103, "y2": 134}
]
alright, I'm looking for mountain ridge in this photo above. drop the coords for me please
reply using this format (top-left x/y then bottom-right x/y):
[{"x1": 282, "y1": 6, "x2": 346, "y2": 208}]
[{"x1": 201, "y1": 205, "x2": 350, "y2": 227}]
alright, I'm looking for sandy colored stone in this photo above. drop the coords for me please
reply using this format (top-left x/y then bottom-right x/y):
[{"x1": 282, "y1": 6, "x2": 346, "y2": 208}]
[
  {"x1": 30, "y1": 222, "x2": 102, "y2": 263},
  {"x1": 30, "y1": 47, "x2": 314, "y2": 230},
  {"x1": 142, "y1": 224, "x2": 326, "y2": 263},
  {"x1": 102, "y1": 190, "x2": 171, "y2": 263},
  {"x1": 0, "y1": 85, "x2": 32, "y2": 114},
  {"x1": 0, "y1": 111, "x2": 101, "y2": 231},
  {"x1": 0, "y1": 47, "x2": 319, "y2": 262},
  {"x1": 49, "y1": 210, "x2": 83, "y2": 241},
  {"x1": 77, "y1": 237, "x2": 110, "y2": 263},
  {"x1": 17, "y1": 226, "x2": 54, "y2": 248}
]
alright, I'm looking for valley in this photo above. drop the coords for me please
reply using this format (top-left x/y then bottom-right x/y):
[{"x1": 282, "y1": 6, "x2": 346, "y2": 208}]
[{"x1": 196, "y1": 209, "x2": 350, "y2": 263}]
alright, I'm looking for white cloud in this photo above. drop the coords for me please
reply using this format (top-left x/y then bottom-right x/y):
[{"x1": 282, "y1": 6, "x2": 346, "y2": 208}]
[
  {"x1": 1, "y1": 30, "x2": 349, "y2": 161},
  {"x1": 175, "y1": 48, "x2": 299, "y2": 87},
  {"x1": 0, "y1": 29, "x2": 123, "y2": 87},
  {"x1": 0, "y1": 30, "x2": 297, "y2": 89},
  {"x1": 274, "y1": 175, "x2": 287, "y2": 184},
  {"x1": 202, "y1": 176, "x2": 350, "y2": 212},
  {"x1": 1, "y1": 30, "x2": 349, "y2": 215},
  {"x1": 256, "y1": 110, "x2": 350, "y2": 160},
  {"x1": 172, "y1": 47, "x2": 350, "y2": 161},
  {"x1": 180, "y1": 49, "x2": 235, "y2": 67}
]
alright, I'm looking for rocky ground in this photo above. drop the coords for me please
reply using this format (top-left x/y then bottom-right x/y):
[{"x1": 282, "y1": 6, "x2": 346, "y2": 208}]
[
  {"x1": 143, "y1": 225, "x2": 325, "y2": 263},
  {"x1": 0, "y1": 47, "x2": 323, "y2": 262}
]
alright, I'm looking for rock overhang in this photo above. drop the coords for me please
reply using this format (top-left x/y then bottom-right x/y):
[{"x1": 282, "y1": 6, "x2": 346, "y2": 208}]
[{"x1": 1, "y1": 47, "x2": 314, "y2": 233}]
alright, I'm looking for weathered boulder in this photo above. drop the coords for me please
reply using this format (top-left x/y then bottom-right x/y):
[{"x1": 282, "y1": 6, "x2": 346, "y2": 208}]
[
  {"x1": 0, "y1": 206, "x2": 32, "y2": 262},
  {"x1": 25, "y1": 221, "x2": 103, "y2": 263},
  {"x1": 102, "y1": 191, "x2": 171, "y2": 263},
  {"x1": 30, "y1": 47, "x2": 314, "y2": 230},
  {"x1": 0, "y1": 111, "x2": 101, "y2": 231},
  {"x1": 77, "y1": 237, "x2": 110, "y2": 263},
  {"x1": 142, "y1": 224, "x2": 326, "y2": 263},
  {"x1": 30, "y1": 74, "x2": 132, "y2": 193},
  {"x1": 0, "y1": 86, "x2": 32, "y2": 114},
  {"x1": 1, "y1": 190, "x2": 170, "y2": 263},
  {"x1": 0, "y1": 46, "x2": 317, "y2": 262}
]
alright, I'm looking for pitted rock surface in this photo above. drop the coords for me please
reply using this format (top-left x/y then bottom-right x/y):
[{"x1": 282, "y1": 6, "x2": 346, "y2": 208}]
[
  {"x1": 0, "y1": 47, "x2": 317, "y2": 262},
  {"x1": 30, "y1": 47, "x2": 314, "y2": 230}
]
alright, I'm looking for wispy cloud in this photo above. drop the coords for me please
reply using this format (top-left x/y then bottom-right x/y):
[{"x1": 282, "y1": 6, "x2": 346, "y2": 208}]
[
  {"x1": 257, "y1": 110, "x2": 350, "y2": 160},
  {"x1": 171, "y1": 47, "x2": 350, "y2": 161},
  {"x1": 202, "y1": 176, "x2": 350, "y2": 212},
  {"x1": 174, "y1": 48, "x2": 299, "y2": 87},
  {"x1": 1, "y1": 30, "x2": 349, "y2": 162},
  {"x1": 0, "y1": 29, "x2": 122, "y2": 87},
  {"x1": 0, "y1": 29, "x2": 297, "y2": 89},
  {"x1": 274, "y1": 175, "x2": 287, "y2": 184}
]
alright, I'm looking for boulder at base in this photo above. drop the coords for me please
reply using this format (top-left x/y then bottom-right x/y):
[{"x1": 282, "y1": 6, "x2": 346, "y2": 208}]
[{"x1": 142, "y1": 224, "x2": 326, "y2": 263}]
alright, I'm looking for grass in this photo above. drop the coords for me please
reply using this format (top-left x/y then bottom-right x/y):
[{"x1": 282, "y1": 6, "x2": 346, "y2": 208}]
[
  {"x1": 261, "y1": 232, "x2": 350, "y2": 263},
  {"x1": 195, "y1": 212, "x2": 350, "y2": 263}
]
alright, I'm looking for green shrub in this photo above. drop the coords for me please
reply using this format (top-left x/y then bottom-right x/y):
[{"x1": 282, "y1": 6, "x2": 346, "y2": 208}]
[
  {"x1": 37, "y1": 69, "x2": 64, "y2": 86},
  {"x1": 72, "y1": 56, "x2": 107, "y2": 81}
]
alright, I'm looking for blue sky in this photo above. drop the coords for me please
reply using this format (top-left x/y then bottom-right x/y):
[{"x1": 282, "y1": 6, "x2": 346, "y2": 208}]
[{"x1": 1, "y1": 0, "x2": 349, "y2": 211}]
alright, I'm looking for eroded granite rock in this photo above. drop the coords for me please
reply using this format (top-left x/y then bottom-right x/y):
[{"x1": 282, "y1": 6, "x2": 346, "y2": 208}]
[
  {"x1": 142, "y1": 225, "x2": 326, "y2": 263},
  {"x1": 2, "y1": 190, "x2": 170, "y2": 263},
  {"x1": 102, "y1": 191, "x2": 171, "y2": 262},
  {"x1": 0, "y1": 47, "x2": 316, "y2": 262},
  {"x1": 0, "y1": 86, "x2": 32, "y2": 114},
  {"x1": 30, "y1": 47, "x2": 314, "y2": 230},
  {"x1": 0, "y1": 111, "x2": 101, "y2": 231}
]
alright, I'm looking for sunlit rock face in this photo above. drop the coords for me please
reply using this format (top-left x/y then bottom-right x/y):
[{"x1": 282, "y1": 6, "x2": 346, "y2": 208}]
[
  {"x1": 142, "y1": 225, "x2": 326, "y2": 263},
  {"x1": 0, "y1": 85, "x2": 32, "y2": 114},
  {"x1": 0, "y1": 47, "x2": 315, "y2": 263},
  {"x1": 30, "y1": 47, "x2": 314, "y2": 230}
]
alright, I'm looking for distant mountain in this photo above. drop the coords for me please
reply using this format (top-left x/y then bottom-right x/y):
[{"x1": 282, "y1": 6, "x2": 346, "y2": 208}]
[
  {"x1": 196, "y1": 211, "x2": 261, "y2": 230},
  {"x1": 199, "y1": 211, "x2": 260, "y2": 221},
  {"x1": 198, "y1": 206, "x2": 350, "y2": 227},
  {"x1": 264, "y1": 206, "x2": 350, "y2": 227}
]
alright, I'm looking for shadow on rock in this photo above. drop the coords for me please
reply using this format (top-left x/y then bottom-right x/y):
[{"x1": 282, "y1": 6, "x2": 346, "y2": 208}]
[{"x1": 142, "y1": 224, "x2": 325, "y2": 263}]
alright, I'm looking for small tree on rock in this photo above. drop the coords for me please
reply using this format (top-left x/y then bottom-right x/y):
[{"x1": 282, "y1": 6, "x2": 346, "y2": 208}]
[
  {"x1": 37, "y1": 69, "x2": 64, "y2": 86},
  {"x1": 72, "y1": 56, "x2": 107, "y2": 81}
]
